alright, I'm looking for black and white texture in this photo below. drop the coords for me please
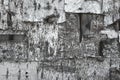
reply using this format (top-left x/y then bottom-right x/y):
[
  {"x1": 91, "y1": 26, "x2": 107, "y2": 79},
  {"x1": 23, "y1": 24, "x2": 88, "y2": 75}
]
[{"x1": 0, "y1": 0, "x2": 120, "y2": 80}]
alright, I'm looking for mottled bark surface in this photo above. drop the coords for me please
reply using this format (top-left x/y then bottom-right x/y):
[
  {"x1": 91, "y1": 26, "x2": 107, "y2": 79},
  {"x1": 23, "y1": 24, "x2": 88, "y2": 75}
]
[{"x1": 0, "y1": 0, "x2": 120, "y2": 80}]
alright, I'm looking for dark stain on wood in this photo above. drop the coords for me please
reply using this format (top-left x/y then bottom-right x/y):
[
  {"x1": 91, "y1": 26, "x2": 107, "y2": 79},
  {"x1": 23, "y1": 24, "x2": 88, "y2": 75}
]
[
  {"x1": 45, "y1": 41, "x2": 49, "y2": 57},
  {"x1": 79, "y1": 14, "x2": 82, "y2": 43},
  {"x1": 68, "y1": 77, "x2": 70, "y2": 80},
  {"x1": 38, "y1": 4, "x2": 41, "y2": 10},
  {"x1": 33, "y1": 0, "x2": 37, "y2": 10},
  {"x1": 44, "y1": 2, "x2": 52, "y2": 10},
  {"x1": 56, "y1": 77, "x2": 58, "y2": 80},
  {"x1": 78, "y1": 7, "x2": 82, "y2": 10},
  {"x1": 7, "y1": 11, "x2": 13, "y2": 27},
  {"x1": 18, "y1": 69, "x2": 21, "y2": 80},
  {"x1": 25, "y1": 72, "x2": 28, "y2": 78},
  {"x1": 1, "y1": 0, "x2": 4, "y2": 5},
  {"x1": 2, "y1": 20, "x2": 4, "y2": 24},
  {"x1": 41, "y1": 69, "x2": 44, "y2": 79},
  {"x1": 14, "y1": 2, "x2": 18, "y2": 7},
  {"x1": 9, "y1": 35, "x2": 14, "y2": 41},
  {"x1": 6, "y1": 68, "x2": 9, "y2": 79},
  {"x1": 0, "y1": 12, "x2": 1, "y2": 20},
  {"x1": 43, "y1": 14, "x2": 59, "y2": 24},
  {"x1": 52, "y1": 0, "x2": 55, "y2": 3},
  {"x1": 77, "y1": 76, "x2": 81, "y2": 80},
  {"x1": 59, "y1": 0, "x2": 62, "y2": 2},
  {"x1": 98, "y1": 40, "x2": 104, "y2": 57}
]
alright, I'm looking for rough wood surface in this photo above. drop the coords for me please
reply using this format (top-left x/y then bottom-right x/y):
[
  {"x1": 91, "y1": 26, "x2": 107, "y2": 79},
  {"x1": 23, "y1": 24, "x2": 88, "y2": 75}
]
[{"x1": 0, "y1": 0, "x2": 120, "y2": 80}]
